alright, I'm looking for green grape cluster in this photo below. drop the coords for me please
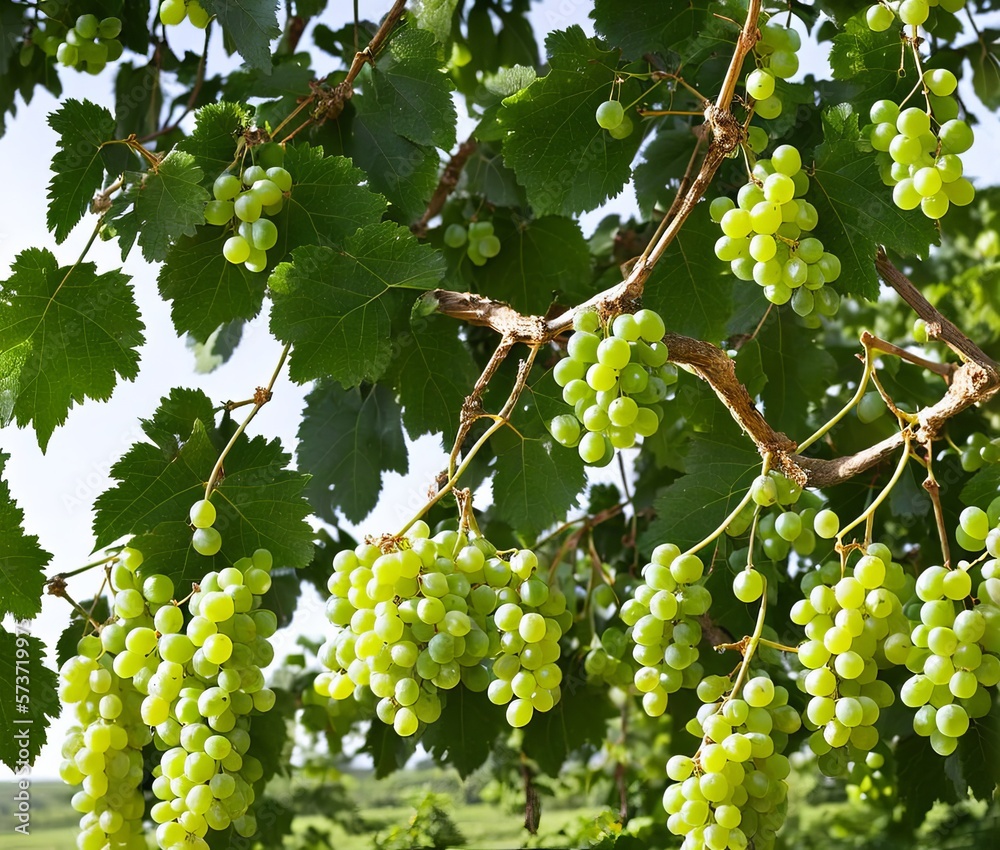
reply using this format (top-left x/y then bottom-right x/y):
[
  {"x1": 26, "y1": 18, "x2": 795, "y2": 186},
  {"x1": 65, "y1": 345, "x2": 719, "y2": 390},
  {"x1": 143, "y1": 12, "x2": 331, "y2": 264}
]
[
  {"x1": 621, "y1": 545, "x2": 712, "y2": 718},
  {"x1": 790, "y1": 546, "x2": 906, "y2": 768},
  {"x1": 583, "y1": 626, "x2": 635, "y2": 689},
  {"x1": 315, "y1": 522, "x2": 569, "y2": 735},
  {"x1": 893, "y1": 560, "x2": 1000, "y2": 756},
  {"x1": 957, "y1": 434, "x2": 1000, "y2": 473},
  {"x1": 29, "y1": 12, "x2": 123, "y2": 74},
  {"x1": 551, "y1": 308, "x2": 674, "y2": 464},
  {"x1": 206, "y1": 156, "x2": 293, "y2": 273},
  {"x1": 745, "y1": 19, "x2": 802, "y2": 120},
  {"x1": 594, "y1": 99, "x2": 635, "y2": 139},
  {"x1": 442, "y1": 220, "x2": 502, "y2": 266},
  {"x1": 58, "y1": 637, "x2": 149, "y2": 850},
  {"x1": 58, "y1": 542, "x2": 280, "y2": 850},
  {"x1": 869, "y1": 82, "x2": 975, "y2": 220},
  {"x1": 159, "y1": 0, "x2": 211, "y2": 28},
  {"x1": 664, "y1": 675, "x2": 801, "y2": 850},
  {"x1": 711, "y1": 145, "x2": 843, "y2": 314},
  {"x1": 866, "y1": 0, "x2": 966, "y2": 31}
]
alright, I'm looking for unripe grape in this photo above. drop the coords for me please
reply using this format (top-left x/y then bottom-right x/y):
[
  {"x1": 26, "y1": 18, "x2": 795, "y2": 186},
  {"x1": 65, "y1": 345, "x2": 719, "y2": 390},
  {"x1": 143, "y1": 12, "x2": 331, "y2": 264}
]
[{"x1": 595, "y1": 100, "x2": 625, "y2": 130}]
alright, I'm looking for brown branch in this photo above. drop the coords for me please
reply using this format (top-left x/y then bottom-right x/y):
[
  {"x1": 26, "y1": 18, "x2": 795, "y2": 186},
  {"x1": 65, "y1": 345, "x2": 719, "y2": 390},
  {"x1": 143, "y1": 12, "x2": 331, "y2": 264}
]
[
  {"x1": 411, "y1": 136, "x2": 478, "y2": 238},
  {"x1": 137, "y1": 23, "x2": 212, "y2": 144},
  {"x1": 429, "y1": 247, "x2": 1000, "y2": 492},
  {"x1": 861, "y1": 330, "x2": 956, "y2": 381}
]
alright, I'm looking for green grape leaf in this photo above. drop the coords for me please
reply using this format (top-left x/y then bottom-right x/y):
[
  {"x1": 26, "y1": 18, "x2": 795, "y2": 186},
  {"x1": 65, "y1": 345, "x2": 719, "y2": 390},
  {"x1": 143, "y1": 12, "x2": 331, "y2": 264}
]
[
  {"x1": 199, "y1": 0, "x2": 281, "y2": 73},
  {"x1": 895, "y1": 734, "x2": 958, "y2": 829},
  {"x1": 348, "y1": 104, "x2": 440, "y2": 222},
  {"x1": 422, "y1": 687, "x2": 504, "y2": 778},
  {"x1": 755, "y1": 312, "x2": 837, "y2": 438},
  {"x1": 387, "y1": 314, "x2": 477, "y2": 442},
  {"x1": 490, "y1": 428, "x2": 586, "y2": 537},
  {"x1": 0, "y1": 4, "x2": 24, "y2": 69},
  {"x1": 371, "y1": 27, "x2": 457, "y2": 149},
  {"x1": 176, "y1": 102, "x2": 251, "y2": 185},
  {"x1": 93, "y1": 391, "x2": 313, "y2": 586},
  {"x1": 270, "y1": 143, "x2": 388, "y2": 257},
  {"x1": 0, "y1": 452, "x2": 51, "y2": 620},
  {"x1": 476, "y1": 216, "x2": 593, "y2": 314},
  {"x1": 498, "y1": 26, "x2": 642, "y2": 217},
  {"x1": 133, "y1": 151, "x2": 209, "y2": 262},
  {"x1": 223, "y1": 59, "x2": 314, "y2": 128},
  {"x1": 0, "y1": 248, "x2": 144, "y2": 451},
  {"x1": 413, "y1": 0, "x2": 458, "y2": 41},
  {"x1": 961, "y1": 463, "x2": 1000, "y2": 508},
  {"x1": 269, "y1": 222, "x2": 447, "y2": 386},
  {"x1": 522, "y1": 682, "x2": 617, "y2": 776},
  {"x1": 591, "y1": 0, "x2": 715, "y2": 60},
  {"x1": 640, "y1": 415, "x2": 761, "y2": 554},
  {"x1": 955, "y1": 705, "x2": 1000, "y2": 801},
  {"x1": 828, "y1": 12, "x2": 906, "y2": 104},
  {"x1": 157, "y1": 227, "x2": 267, "y2": 343},
  {"x1": 363, "y1": 720, "x2": 417, "y2": 779},
  {"x1": 0, "y1": 625, "x2": 60, "y2": 771},
  {"x1": 969, "y1": 33, "x2": 1000, "y2": 110},
  {"x1": 645, "y1": 203, "x2": 733, "y2": 341},
  {"x1": 297, "y1": 382, "x2": 408, "y2": 525},
  {"x1": 46, "y1": 99, "x2": 116, "y2": 243},
  {"x1": 812, "y1": 108, "x2": 938, "y2": 300}
]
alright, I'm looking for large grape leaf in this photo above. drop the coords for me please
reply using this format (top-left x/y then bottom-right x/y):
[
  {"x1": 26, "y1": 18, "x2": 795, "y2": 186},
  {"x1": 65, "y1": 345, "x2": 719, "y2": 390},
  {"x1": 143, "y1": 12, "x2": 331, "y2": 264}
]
[
  {"x1": 46, "y1": 99, "x2": 116, "y2": 243},
  {"x1": 645, "y1": 203, "x2": 734, "y2": 342},
  {"x1": 0, "y1": 626, "x2": 60, "y2": 771},
  {"x1": 387, "y1": 314, "x2": 478, "y2": 442},
  {"x1": 363, "y1": 721, "x2": 417, "y2": 779},
  {"x1": 969, "y1": 31, "x2": 1000, "y2": 110},
  {"x1": 200, "y1": 0, "x2": 281, "y2": 73},
  {"x1": 371, "y1": 27, "x2": 457, "y2": 149},
  {"x1": 348, "y1": 103, "x2": 440, "y2": 223},
  {"x1": 0, "y1": 248, "x2": 145, "y2": 451},
  {"x1": 268, "y1": 222, "x2": 447, "y2": 387},
  {"x1": 422, "y1": 687, "x2": 505, "y2": 778},
  {"x1": 269, "y1": 143, "x2": 388, "y2": 257},
  {"x1": 522, "y1": 681, "x2": 618, "y2": 776},
  {"x1": 754, "y1": 311, "x2": 837, "y2": 439},
  {"x1": 475, "y1": 216, "x2": 594, "y2": 314},
  {"x1": 413, "y1": 0, "x2": 458, "y2": 41},
  {"x1": 961, "y1": 463, "x2": 1000, "y2": 508},
  {"x1": 157, "y1": 228, "x2": 268, "y2": 342},
  {"x1": 0, "y1": 452, "x2": 51, "y2": 620},
  {"x1": 895, "y1": 734, "x2": 958, "y2": 829},
  {"x1": 828, "y1": 12, "x2": 910, "y2": 105},
  {"x1": 176, "y1": 102, "x2": 251, "y2": 187},
  {"x1": 491, "y1": 423, "x2": 586, "y2": 537},
  {"x1": 93, "y1": 388, "x2": 313, "y2": 583},
  {"x1": 132, "y1": 151, "x2": 209, "y2": 262},
  {"x1": 0, "y1": 3, "x2": 24, "y2": 69},
  {"x1": 812, "y1": 107, "x2": 939, "y2": 300},
  {"x1": 297, "y1": 383, "x2": 408, "y2": 525},
  {"x1": 591, "y1": 0, "x2": 716, "y2": 60},
  {"x1": 497, "y1": 26, "x2": 642, "y2": 217},
  {"x1": 955, "y1": 705, "x2": 1000, "y2": 801},
  {"x1": 639, "y1": 415, "x2": 761, "y2": 554}
]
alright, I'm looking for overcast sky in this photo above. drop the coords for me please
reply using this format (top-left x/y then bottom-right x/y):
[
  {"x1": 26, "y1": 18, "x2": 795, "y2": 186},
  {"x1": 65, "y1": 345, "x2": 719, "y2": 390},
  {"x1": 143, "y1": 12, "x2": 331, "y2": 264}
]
[{"x1": 1, "y1": 1, "x2": 997, "y2": 785}]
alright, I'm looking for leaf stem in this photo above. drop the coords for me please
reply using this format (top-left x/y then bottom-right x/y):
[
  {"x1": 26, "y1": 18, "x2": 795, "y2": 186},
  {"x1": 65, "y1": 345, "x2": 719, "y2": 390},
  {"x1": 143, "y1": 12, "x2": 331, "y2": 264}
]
[
  {"x1": 204, "y1": 342, "x2": 290, "y2": 499},
  {"x1": 51, "y1": 554, "x2": 117, "y2": 582}
]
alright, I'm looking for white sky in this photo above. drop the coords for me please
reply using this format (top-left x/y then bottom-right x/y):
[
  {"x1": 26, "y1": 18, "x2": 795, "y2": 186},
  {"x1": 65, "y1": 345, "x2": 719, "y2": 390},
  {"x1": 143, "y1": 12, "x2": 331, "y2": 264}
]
[{"x1": 1, "y1": 1, "x2": 997, "y2": 786}]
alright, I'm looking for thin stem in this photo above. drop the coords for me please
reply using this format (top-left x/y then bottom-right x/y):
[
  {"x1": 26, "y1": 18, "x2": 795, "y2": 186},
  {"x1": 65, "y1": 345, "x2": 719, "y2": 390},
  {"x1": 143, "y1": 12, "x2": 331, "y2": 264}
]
[
  {"x1": 836, "y1": 436, "x2": 912, "y2": 544},
  {"x1": 863, "y1": 331, "x2": 955, "y2": 379},
  {"x1": 205, "y1": 343, "x2": 290, "y2": 499},
  {"x1": 397, "y1": 417, "x2": 509, "y2": 536},
  {"x1": 758, "y1": 637, "x2": 799, "y2": 653},
  {"x1": 137, "y1": 22, "x2": 212, "y2": 144},
  {"x1": 52, "y1": 554, "x2": 117, "y2": 581},
  {"x1": 922, "y1": 444, "x2": 951, "y2": 568},
  {"x1": 797, "y1": 343, "x2": 874, "y2": 453}
]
